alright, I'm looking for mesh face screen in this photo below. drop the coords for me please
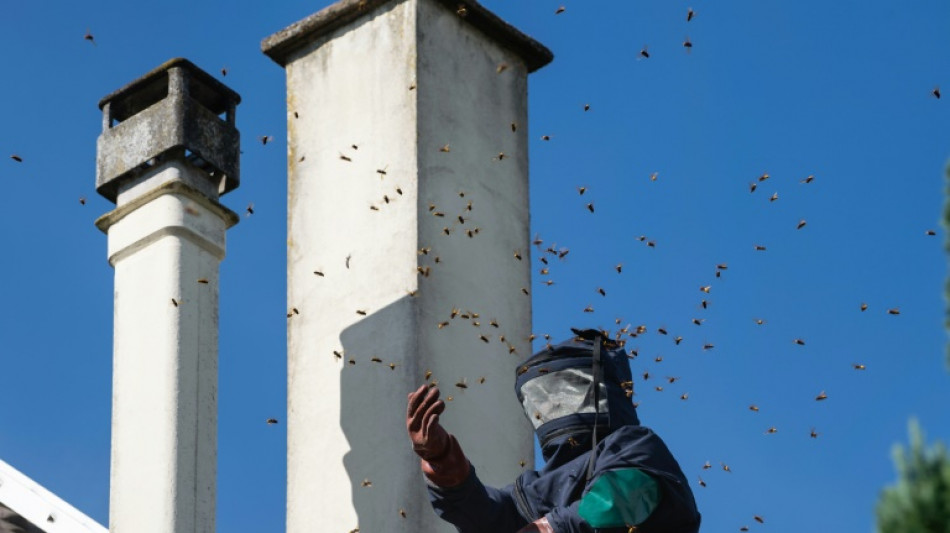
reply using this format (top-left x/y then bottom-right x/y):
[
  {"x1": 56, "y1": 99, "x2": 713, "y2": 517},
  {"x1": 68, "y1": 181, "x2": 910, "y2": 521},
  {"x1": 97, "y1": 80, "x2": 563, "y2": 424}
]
[{"x1": 520, "y1": 368, "x2": 609, "y2": 429}]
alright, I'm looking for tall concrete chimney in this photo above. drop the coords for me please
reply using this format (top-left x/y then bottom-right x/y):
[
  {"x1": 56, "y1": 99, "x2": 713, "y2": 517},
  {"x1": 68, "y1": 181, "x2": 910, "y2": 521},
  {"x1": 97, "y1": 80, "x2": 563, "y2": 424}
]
[
  {"x1": 94, "y1": 58, "x2": 241, "y2": 533},
  {"x1": 262, "y1": 1, "x2": 552, "y2": 531}
]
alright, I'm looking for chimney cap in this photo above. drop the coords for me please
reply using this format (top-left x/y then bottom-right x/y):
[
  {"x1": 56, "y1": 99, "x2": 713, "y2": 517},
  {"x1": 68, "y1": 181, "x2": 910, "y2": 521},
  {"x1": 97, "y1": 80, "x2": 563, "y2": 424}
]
[
  {"x1": 98, "y1": 57, "x2": 240, "y2": 112},
  {"x1": 261, "y1": 0, "x2": 554, "y2": 72}
]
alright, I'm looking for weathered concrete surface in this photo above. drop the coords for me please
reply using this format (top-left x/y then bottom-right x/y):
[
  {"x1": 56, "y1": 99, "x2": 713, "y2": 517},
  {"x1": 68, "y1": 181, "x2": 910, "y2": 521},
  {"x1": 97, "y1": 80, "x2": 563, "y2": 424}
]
[
  {"x1": 96, "y1": 59, "x2": 240, "y2": 203},
  {"x1": 268, "y1": 0, "x2": 550, "y2": 531},
  {"x1": 96, "y1": 60, "x2": 240, "y2": 533}
]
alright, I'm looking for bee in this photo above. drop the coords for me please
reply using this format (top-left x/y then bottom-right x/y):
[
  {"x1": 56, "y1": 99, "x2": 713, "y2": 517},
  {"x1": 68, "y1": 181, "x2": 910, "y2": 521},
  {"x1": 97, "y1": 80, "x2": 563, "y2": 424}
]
[
  {"x1": 455, "y1": 380, "x2": 468, "y2": 389},
  {"x1": 794, "y1": 338, "x2": 805, "y2": 345},
  {"x1": 888, "y1": 308, "x2": 901, "y2": 315},
  {"x1": 692, "y1": 318, "x2": 704, "y2": 326},
  {"x1": 465, "y1": 229, "x2": 475, "y2": 237},
  {"x1": 721, "y1": 462, "x2": 731, "y2": 473},
  {"x1": 815, "y1": 391, "x2": 828, "y2": 401},
  {"x1": 765, "y1": 426, "x2": 777, "y2": 434},
  {"x1": 933, "y1": 86, "x2": 941, "y2": 99},
  {"x1": 519, "y1": 459, "x2": 527, "y2": 468},
  {"x1": 655, "y1": 386, "x2": 663, "y2": 392},
  {"x1": 749, "y1": 182, "x2": 757, "y2": 193},
  {"x1": 584, "y1": 104, "x2": 591, "y2": 112},
  {"x1": 389, "y1": 363, "x2": 397, "y2": 370},
  {"x1": 399, "y1": 509, "x2": 407, "y2": 519},
  {"x1": 810, "y1": 428, "x2": 820, "y2": 438},
  {"x1": 171, "y1": 298, "x2": 180, "y2": 307},
  {"x1": 540, "y1": 268, "x2": 550, "y2": 275},
  {"x1": 434, "y1": 256, "x2": 442, "y2": 264},
  {"x1": 680, "y1": 393, "x2": 689, "y2": 400},
  {"x1": 79, "y1": 196, "x2": 87, "y2": 205},
  {"x1": 650, "y1": 172, "x2": 658, "y2": 181},
  {"x1": 446, "y1": 396, "x2": 454, "y2": 401},
  {"x1": 246, "y1": 203, "x2": 255, "y2": 216},
  {"x1": 313, "y1": 270, "x2": 324, "y2": 277},
  {"x1": 797, "y1": 219, "x2": 807, "y2": 230},
  {"x1": 667, "y1": 376, "x2": 679, "y2": 384},
  {"x1": 356, "y1": 309, "x2": 367, "y2": 316},
  {"x1": 521, "y1": 288, "x2": 530, "y2": 295},
  {"x1": 496, "y1": 63, "x2": 508, "y2": 74},
  {"x1": 348, "y1": 359, "x2": 356, "y2": 366},
  {"x1": 479, "y1": 335, "x2": 490, "y2": 343},
  {"x1": 266, "y1": 418, "x2": 278, "y2": 425},
  {"x1": 683, "y1": 36, "x2": 692, "y2": 50},
  {"x1": 333, "y1": 351, "x2": 343, "y2": 360},
  {"x1": 369, "y1": 205, "x2": 379, "y2": 211},
  {"x1": 534, "y1": 411, "x2": 542, "y2": 421},
  {"x1": 702, "y1": 461, "x2": 711, "y2": 470},
  {"x1": 639, "y1": 46, "x2": 649, "y2": 58},
  {"x1": 701, "y1": 300, "x2": 709, "y2": 310},
  {"x1": 10, "y1": 154, "x2": 22, "y2": 163},
  {"x1": 716, "y1": 263, "x2": 728, "y2": 270},
  {"x1": 598, "y1": 287, "x2": 606, "y2": 297},
  {"x1": 409, "y1": 84, "x2": 416, "y2": 91},
  {"x1": 424, "y1": 370, "x2": 433, "y2": 380},
  {"x1": 700, "y1": 286, "x2": 711, "y2": 293},
  {"x1": 926, "y1": 229, "x2": 936, "y2": 236},
  {"x1": 558, "y1": 248, "x2": 570, "y2": 259},
  {"x1": 754, "y1": 244, "x2": 767, "y2": 251},
  {"x1": 686, "y1": 7, "x2": 695, "y2": 21},
  {"x1": 258, "y1": 135, "x2": 274, "y2": 145},
  {"x1": 657, "y1": 328, "x2": 668, "y2": 335},
  {"x1": 758, "y1": 173, "x2": 770, "y2": 182},
  {"x1": 754, "y1": 318, "x2": 765, "y2": 325},
  {"x1": 860, "y1": 302, "x2": 868, "y2": 311},
  {"x1": 567, "y1": 436, "x2": 580, "y2": 447},
  {"x1": 370, "y1": 357, "x2": 382, "y2": 363},
  {"x1": 769, "y1": 192, "x2": 779, "y2": 202},
  {"x1": 541, "y1": 135, "x2": 551, "y2": 141},
  {"x1": 697, "y1": 476, "x2": 706, "y2": 488},
  {"x1": 616, "y1": 263, "x2": 623, "y2": 273},
  {"x1": 197, "y1": 278, "x2": 209, "y2": 284},
  {"x1": 642, "y1": 371, "x2": 650, "y2": 381},
  {"x1": 511, "y1": 122, "x2": 518, "y2": 132},
  {"x1": 801, "y1": 174, "x2": 815, "y2": 184},
  {"x1": 495, "y1": 152, "x2": 507, "y2": 161},
  {"x1": 647, "y1": 241, "x2": 656, "y2": 248},
  {"x1": 83, "y1": 28, "x2": 96, "y2": 45},
  {"x1": 674, "y1": 336, "x2": 683, "y2": 345},
  {"x1": 749, "y1": 405, "x2": 759, "y2": 412},
  {"x1": 754, "y1": 516, "x2": 764, "y2": 524},
  {"x1": 437, "y1": 321, "x2": 450, "y2": 329},
  {"x1": 417, "y1": 266, "x2": 431, "y2": 277},
  {"x1": 702, "y1": 343, "x2": 714, "y2": 350},
  {"x1": 528, "y1": 334, "x2": 537, "y2": 342},
  {"x1": 293, "y1": 111, "x2": 299, "y2": 119},
  {"x1": 490, "y1": 319, "x2": 499, "y2": 328},
  {"x1": 514, "y1": 250, "x2": 523, "y2": 261},
  {"x1": 853, "y1": 363, "x2": 866, "y2": 370},
  {"x1": 508, "y1": 344, "x2": 517, "y2": 354},
  {"x1": 445, "y1": 228, "x2": 453, "y2": 236},
  {"x1": 361, "y1": 479, "x2": 372, "y2": 488},
  {"x1": 478, "y1": 377, "x2": 486, "y2": 384},
  {"x1": 740, "y1": 528, "x2": 749, "y2": 532},
  {"x1": 407, "y1": 289, "x2": 419, "y2": 298},
  {"x1": 583, "y1": 305, "x2": 594, "y2": 313},
  {"x1": 555, "y1": 6, "x2": 565, "y2": 14},
  {"x1": 433, "y1": 211, "x2": 445, "y2": 217},
  {"x1": 439, "y1": 144, "x2": 451, "y2": 153},
  {"x1": 383, "y1": 195, "x2": 391, "y2": 204},
  {"x1": 637, "y1": 236, "x2": 647, "y2": 242},
  {"x1": 586, "y1": 203, "x2": 595, "y2": 213}
]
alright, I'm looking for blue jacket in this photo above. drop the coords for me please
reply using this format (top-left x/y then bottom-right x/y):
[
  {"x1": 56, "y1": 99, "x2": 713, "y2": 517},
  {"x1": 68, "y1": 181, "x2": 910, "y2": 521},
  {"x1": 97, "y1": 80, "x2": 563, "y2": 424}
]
[{"x1": 428, "y1": 335, "x2": 701, "y2": 533}]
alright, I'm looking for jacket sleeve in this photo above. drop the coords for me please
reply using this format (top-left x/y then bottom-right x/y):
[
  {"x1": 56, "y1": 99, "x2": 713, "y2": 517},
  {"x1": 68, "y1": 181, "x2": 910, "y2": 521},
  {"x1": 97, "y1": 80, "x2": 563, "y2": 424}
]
[
  {"x1": 427, "y1": 465, "x2": 529, "y2": 533},
  {"x1": 544, "y1": 501, "x2": 594, "y2": 533}
]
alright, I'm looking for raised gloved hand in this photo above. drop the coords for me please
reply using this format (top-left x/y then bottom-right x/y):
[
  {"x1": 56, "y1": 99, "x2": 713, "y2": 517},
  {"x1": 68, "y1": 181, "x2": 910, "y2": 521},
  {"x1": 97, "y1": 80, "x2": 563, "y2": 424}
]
[
  {"x1": 407, "y1": 385, "x2": 471, "y2": 487},
  {"x1": 407, "y1": 385, "x2": 450, "y2": 460},
  {"x1": 516, "y1": 517, "x2": 554, "y2": 533}
]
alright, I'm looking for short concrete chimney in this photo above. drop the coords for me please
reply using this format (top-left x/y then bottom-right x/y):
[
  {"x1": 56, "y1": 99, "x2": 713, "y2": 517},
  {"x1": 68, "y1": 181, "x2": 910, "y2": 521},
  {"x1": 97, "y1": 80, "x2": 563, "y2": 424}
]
[
  {"x1": 263, "y1": 1, "x2": 551, "y2": 531},
  {"x1": 94, "y1": 58, "x2": 241, "y2": 533}
]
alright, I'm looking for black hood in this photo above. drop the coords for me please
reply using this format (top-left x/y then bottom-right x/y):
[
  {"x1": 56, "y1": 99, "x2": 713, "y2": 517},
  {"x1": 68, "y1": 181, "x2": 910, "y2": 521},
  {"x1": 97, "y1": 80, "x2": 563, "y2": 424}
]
[{"x1": 515, "y1": 331, "x2": 640, "y2": 465}]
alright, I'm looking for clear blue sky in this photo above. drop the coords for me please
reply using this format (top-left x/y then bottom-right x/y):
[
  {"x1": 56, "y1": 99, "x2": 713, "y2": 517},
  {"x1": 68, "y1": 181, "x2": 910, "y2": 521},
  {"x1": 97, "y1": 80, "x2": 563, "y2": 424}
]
[{"x1": 1, "y1": 1, "x2": 948, "y2": 532}]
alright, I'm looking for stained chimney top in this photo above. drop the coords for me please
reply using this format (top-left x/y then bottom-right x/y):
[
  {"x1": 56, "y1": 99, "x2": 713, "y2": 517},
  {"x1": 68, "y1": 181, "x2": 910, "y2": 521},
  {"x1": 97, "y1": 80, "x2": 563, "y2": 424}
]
[
  {"x1": 261, "y1": 0, "x2": 553, "y2": 72},
  {"x1": 96, "y1": 58, "x2": 241, "y2": 203}
]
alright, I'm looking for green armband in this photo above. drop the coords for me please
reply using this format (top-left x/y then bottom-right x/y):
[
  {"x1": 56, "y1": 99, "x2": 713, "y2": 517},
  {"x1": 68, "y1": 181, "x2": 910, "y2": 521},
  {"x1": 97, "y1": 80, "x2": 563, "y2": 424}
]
[{"x1": 578, "y1": 468, "x2": 660, "y2": 528}]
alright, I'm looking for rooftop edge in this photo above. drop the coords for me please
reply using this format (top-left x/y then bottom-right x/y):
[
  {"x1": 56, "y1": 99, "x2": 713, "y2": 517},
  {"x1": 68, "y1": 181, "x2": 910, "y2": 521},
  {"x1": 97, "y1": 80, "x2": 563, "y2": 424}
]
[{"x1": 98, "y1": 58, "x2": 241, "y2": 111}]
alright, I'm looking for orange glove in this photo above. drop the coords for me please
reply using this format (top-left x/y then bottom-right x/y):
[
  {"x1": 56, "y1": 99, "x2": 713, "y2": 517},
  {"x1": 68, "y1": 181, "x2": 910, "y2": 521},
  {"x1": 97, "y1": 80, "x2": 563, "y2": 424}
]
[
  {"x1": 516, "y1": 517, "x2": 554, "y2": 533},
  {"x1": 407, "y1": 385, "x2": 471, "y2": 487}
]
